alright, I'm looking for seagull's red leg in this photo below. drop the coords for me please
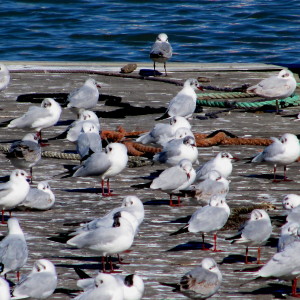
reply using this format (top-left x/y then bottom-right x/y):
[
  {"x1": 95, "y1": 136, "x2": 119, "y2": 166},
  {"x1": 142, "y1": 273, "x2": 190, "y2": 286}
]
[{"x1": 212, "y1": 233, "x2": 222, "y2": 252}]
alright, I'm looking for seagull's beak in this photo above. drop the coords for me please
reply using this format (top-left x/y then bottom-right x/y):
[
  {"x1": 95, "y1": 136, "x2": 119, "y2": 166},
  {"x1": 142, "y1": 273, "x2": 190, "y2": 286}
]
[
  {"x1": 186, "y1": 173, "x2": 190, "y2": 179},
  {"x1": 231, "y1": 156, "x2": 240, "y2": 161},
  {"x1": 197, "y1": 86, "x2": 204, "y2": 91},
  {"x1": 96, "y1": 83, "x2": 101, "y2": 88}
]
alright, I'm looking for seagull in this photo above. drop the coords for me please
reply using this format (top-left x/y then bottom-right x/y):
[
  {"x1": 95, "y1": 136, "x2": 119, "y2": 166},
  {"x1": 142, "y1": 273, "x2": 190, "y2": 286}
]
[
  {"x1": 0, "y1": 63, "x2": 10, "y2": 92},
  {"x1": 67, "y1": 211, "x2": 135, "y2": 272},
  {"x1": 74, "y1": 273, "x2": 124, "y2": 300},
  {"x1": 66, "y1": 110, "x2": 101, "y2": 142},
  {"x1": 171, "y1": 195, "x2": 230, "y2": 251},
  {"x1": 0, "y1": 169, "x2": 30, "y2": 223},
  {"x1": 247, "y1": 69, "x2": 297, "y2": 100},
  {"x1": 277, "y1": 222, "x2": 300, "y2": 252},
  {"x1": 153, "y1": 135, "x2": 199, "y2": 166},
  {"x1": 12, "y1": 259, "x2": 57, "y2": 299},
  {"x1": 282, "y1": 194, "x2": 300, "y2": 210},
  {"x1": 67, "y1": 78, "x2": 100, "y2": 116},
  {"x1": 0, "y1": 277, "x2": 10, "y2": 300},
  {"x1": 18, "y1": 181, "x2": 55, "y2": 211},
  {"x1": 76, "y1": 121, "x2": 102, "y2": 161},
  {"x1": 155, "y1": 78, "x2": 202, "y2": 121},
  {"x1": 149, "y1": 33, "x2": 172, "y2": 76},
  {"x1": 115, "y1": 274, "x2": 144, "y2": 300},
  {"x1": 136, "y1": 115, "x2": 191, "y2": 146},
  {"x1": 6, "y1": 133, "x2": 41, "y2": 180},
  {"x1": 251, "y1": 133, "x2": 300, "y2": 182},
  {"x1": 0, "y1": 217, "x2": 28, "y2": 281},
  {"x1": 150, "y1": 159, "x2": 196, "y2": 206},
  {"x1": 196, "y1": 152, "x2": 237, "y2": 181},
  {"x1": 254, "y1": 239, "x2": 300, "y2": 298},
  {"x1": 72, "y1": 143, "x2": 128, "y2": 197},
  {"x1": 160, "y1": 257, "x2": 222, "y2": 299},
  {"x1": 189, "y1": 170, "x2": 230, "y2": 204},
  {"x1": 286, "y1": 206, "x2": 300, "y2": 225},
  {"x1": 227, "y1": 209, "x2": 272, "y2": 264},
  {"x1": 74, "y1": 195, "x2": 144, "y2": 235},
  {"x1": 7, "y1": 98, "x2": 62, "y2": 142}
]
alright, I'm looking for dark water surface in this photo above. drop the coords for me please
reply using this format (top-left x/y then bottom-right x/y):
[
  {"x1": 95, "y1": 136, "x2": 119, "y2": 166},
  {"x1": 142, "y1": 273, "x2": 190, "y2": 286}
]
[{"x1": 0, "y1": 0, "x2": 299, "y2": 64}]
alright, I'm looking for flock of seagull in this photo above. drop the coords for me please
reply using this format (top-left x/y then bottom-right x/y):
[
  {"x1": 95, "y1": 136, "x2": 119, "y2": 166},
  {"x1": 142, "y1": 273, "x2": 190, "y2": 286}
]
[{"x1": 0, "y1": 33, "x2": 299, "y2": 299}]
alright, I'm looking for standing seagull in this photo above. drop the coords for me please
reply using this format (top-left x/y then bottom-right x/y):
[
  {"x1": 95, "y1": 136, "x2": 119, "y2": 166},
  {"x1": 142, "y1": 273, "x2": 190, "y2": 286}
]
[
  {"x1": 196, "y1": 152, "x2": 237, "y2": 181},
  {"x1": 251, "y1": 133, "x2": 300, "y2": 182},
  {"x1": 254, "y1": 240, "x2": 300, "y2": 298},
  {"x1": 227, "y1": 209, "x2": 272, "y2": 264},
  {"x1": 171, "y1": 196, "x2": 230, "y2": 251},
  {"x1": 0, "y1": 217, "x2": 28, "y2": 281},
  {"x1": 149, "y1": 33, "x2": 172, "y2": 76},
  {"x1": 150, "y1": 159, "x2": 196, "y2": 206},
  {"x1": 6, "y1": 133, "x2": 41, "y2": 180},
  {"x1": 0, "y1": 277, "x2": 10, "y2": 300},
  {"x1": 67, "y1": 78, "x2": 100, "y2": 116},
  {"x1": 0, "y1": 169, "x2": 30, "y2": 223},
  {"x1": 0, "y1": 63, "x2": 10, "y2": 92},
  {"x1": 7, "y1": 98, "x2": 62, "y2": 142},
  {"x1": 156, "y1": 78, "x2": 201, "y2": 121},
  {"x1": 247, "y1": 69, "x2": 297, "y2": 100},
  {"x1": 160, "y1": 257, "x2": 222, "y2": 299},
  {"x1": 72, "y1": 143, "x2": 128, "y2": 197},
  {"x1": 12, "y1": 259, "x2": 57, "y2": 299}
]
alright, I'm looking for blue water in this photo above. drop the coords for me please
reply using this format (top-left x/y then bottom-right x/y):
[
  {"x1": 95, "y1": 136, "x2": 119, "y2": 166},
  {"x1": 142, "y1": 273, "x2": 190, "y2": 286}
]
[{"x1": 0, "y1": 0, "x2": 299, "y2": 64}]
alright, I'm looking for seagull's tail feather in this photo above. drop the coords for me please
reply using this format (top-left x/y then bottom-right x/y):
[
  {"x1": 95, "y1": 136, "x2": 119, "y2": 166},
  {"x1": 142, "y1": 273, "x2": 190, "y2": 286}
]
[
  {"x1": 155, "y1": 111, "x2": 170, "y2": 121},
  {"x1": 159, "y1": 281, "x2": 180, "y2": 291},
  {"x1": 170, "y1": 225, "x2": 189, "y2": 236}
]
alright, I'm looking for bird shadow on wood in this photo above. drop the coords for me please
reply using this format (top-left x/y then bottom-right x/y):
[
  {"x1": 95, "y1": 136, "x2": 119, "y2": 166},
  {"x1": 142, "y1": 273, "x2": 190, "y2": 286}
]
[
  {"x1": 243, "y1": 173, "x2": 285, "y2": 181},
  {"x1": 220, "y1": 254, "x2": 257, "y2": 265},
  {"x1": 63, "y1": 188, "x2": 104, "y2": 194},
  {"x1": 169, "y1": 215, "x2": 191, "y2": 224},
  {"x1": 167, "y1": 240, "x2": 212, "y2": 252},
  {"x1": 239, "y1": 283, "x2": 291, "y2": 299}
]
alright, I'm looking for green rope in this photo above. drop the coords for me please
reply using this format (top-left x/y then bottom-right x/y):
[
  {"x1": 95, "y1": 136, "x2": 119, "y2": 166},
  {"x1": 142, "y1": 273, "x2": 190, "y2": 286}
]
[{"x1": 196, "y1": 93, "x2": 300, "y2": 108}]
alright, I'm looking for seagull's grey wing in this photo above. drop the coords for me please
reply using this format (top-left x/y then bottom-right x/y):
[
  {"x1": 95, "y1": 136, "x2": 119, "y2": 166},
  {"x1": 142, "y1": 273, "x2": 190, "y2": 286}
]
[
  {"x1": 87, "y1": 133, "x2": 102, "y2": 153},
  {"x1": 167, "y1": 94, "x2": 196, "y2": 117},
  {"x1": 248, "y1": 76, "x2": 293, "y2": 98},
  {"x1": 151, "y1": 166, "x2": 187, "y2": 191},
  {"x1": 13, "y1": 272, "x2": 57, "y2": 299},
  {"x1": 188, "y1": 206, "x2": 228, "y2": 232},
  {"x1": 68, "y1": 85, "x2": 98, "y2": 108},
  {"x1": 196, "y1": 160, "x2": 214, "y2": 179},
  {"x1": 252, "y1": 138, "x2": 284, "y2": 163},
  {"x1": 77, "y1": 134, "x2": 91, "y2": 159},
  {"x1": 21, "y1": 189, "x2": 50, "y2": 209},
  {"x1": 153, "y1": 139, "x2": 182, "y2": 163},
  {"x1": 150, "y1": 41, "x2": 172, "y2": 59},
  {"x1": 73, "y1": 152, "x2": 111, "y2": 177},
  {"x1": 67, "y1": 121, "x2": 84, "y2": 142},
  {"x1": 242, "y1": 219, "x2": 271, "y2": 243},
  {"x1": 0, "y1": 182, "x2": 13, "y2": 199},
  {"x1": 0, "y1": 235, "x2": 28, "y2": 272}
]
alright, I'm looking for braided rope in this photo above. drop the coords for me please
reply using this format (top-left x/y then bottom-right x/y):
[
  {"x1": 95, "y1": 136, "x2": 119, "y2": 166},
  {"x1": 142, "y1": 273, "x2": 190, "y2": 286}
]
[{"x1": 197, "y1": 93, "x2": 300, "y2": 108}]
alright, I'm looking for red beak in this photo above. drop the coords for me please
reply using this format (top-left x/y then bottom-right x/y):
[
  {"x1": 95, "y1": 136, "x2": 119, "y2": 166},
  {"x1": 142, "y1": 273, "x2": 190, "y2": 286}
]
[{"x1": 197, "y1": 86, "x2": 204, "y2": 91}]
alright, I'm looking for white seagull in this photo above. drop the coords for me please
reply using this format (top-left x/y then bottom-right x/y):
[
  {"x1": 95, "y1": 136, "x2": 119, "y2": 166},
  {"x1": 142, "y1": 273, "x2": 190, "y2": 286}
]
[
  {"x1": 67, "y1": 110, "x2": 101, "y2": 143},
  {"x1": 156, "y1": 78, "x2": 202, "y2": 121},
  {"x1": 76, "y1": 121, "x2": 102, "y2": 160},
  {"x1": 247, "y1": 69, "x2": 297, "y2": 99},
  {"x1": 254, "y1": 239, "x2": 300, "y2": 298},
  {"x1": 171, "y1": 195, "x2": 230, "y2": 251},
  {"x1": 7, "y1": 98, "x2": 62, "y2": 141},
  {"x1": 153, "y1": 135, "x2": 198, "y2": 166},
  {"x1": 67, "y1": 211, "x2": 135, "y2": 272},
  {"x1": 0, "y1": 169, "x2": 30, "y2": 223},
  {"x1": 0, "y1": 217, "x2": 28, "y2": 281},
  {"x1": 150, "y1": 159, "x2": 196, "y2": 206},
  {"x1": 72, "y1": 143, "x2": 128, "y2": 197},
  {"x1": 0, "y1": 63, "x2": 10, "y2": 92},
  {"x1": 136, "y1": 115, "x2": 191, "y2": 146},
  {"x1": 227, "y1": 209, "x2": 272, "y2": 264},
  {"x1": 149, "y1": 33, "x2": 172, "y2": 76},
  {"x1": 0, "y1": 277, "x2": 10, "y2": 300},
  {"x1": 74, "y1": 273, "x2": 123, "y2": 300},
  {"x1": 251, "y1": 133, "x2": 300, "y2": 181},
  {"x1": 12, "y1": 259, "x2": 57, "y2": 299},
  {"x1": 196, "y1": 152, "x2": 237, "y2": 181},
  {"x1": 67, "y1": 78, "x2": 100, "y2": 116},
  {"x1": 18, "y1": 181, "x2": 55, "y2": 211},
  {"x1": 282, "y1": 193, "x2": 300, "y2": 210},
  {"x1": 74, "y1": 195, "x2": 144, "y2": 235}
]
